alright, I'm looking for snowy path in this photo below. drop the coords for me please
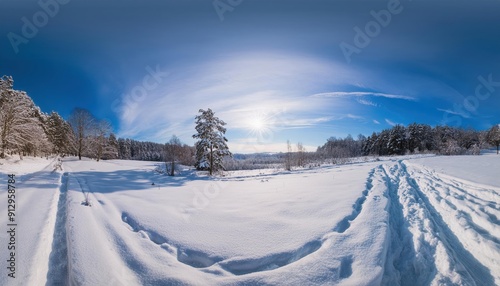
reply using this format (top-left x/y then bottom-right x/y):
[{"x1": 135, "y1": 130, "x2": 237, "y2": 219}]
[
  {"x1": 0, "y1": 157, "x2": 65, "y2": 286},
  {"x1": 46, "y1": 172, "x2": 70, "y2": 285},
  {"x1": 381, "y1": 161, "x2": 498, "y2": 285}
]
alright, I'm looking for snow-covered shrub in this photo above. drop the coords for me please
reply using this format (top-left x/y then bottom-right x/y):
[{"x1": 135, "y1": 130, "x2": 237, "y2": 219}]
[
  {"x1": 440, "y1": 140, "x2": 466, "y2": 156},
  {"x1": 466, "y1": 144, "x2": 481, "y2": 155}
]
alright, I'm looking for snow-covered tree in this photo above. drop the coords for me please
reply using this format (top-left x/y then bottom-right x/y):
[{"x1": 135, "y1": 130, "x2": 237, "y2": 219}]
[
  {"x1": 46, "y1": 111, "x2": 73, "y2": 154},
  {"x1": 193, "y1": 108, "x2": 232, "y2": 175},
  {"x1": 487, "y1": 124, "x2": 500, "y2": 154},
  {"x1": 68, "y1": 108, "x2": 95, "y2": 160},
  {"x1": 118, "y1": 138, "x2": 131, "y2": 159},
  {"x1": 387, "y1": 125, "x2": 407, "y2": 155},
  {"x1": 0, "y1": 77, "x2": 50, "y2": 158},
  {"x1": 101, "y1": 133, "x2": 119, "y2": 160},
  {"x1": 407, "y1": 123, "x2": 433, "y2": 153}
]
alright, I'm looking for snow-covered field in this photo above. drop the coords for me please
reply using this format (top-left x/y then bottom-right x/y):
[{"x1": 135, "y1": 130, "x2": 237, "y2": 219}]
[{"x1": 0, "y1": 154, "x2": 498, "y2": 285}]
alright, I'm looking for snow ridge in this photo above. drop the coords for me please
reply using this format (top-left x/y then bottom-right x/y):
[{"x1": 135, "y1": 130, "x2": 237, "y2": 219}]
[
  {"x1": 121, "y1": 211, "x2": 224, "y2": 269},
  {"x1": 333, "y1": 168, "x2": 374, "y2": 233}
]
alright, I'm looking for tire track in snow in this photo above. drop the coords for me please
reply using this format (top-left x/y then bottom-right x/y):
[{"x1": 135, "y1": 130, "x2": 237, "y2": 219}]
[
  {"x1": 46, "y1": 172, "x2": 69, "y2": 285},
  {"x1": 382, "y1": 161, "x2": 496, "y2": 286}
]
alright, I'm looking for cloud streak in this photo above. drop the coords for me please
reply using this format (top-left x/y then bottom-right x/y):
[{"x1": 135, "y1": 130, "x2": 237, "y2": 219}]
[
  {"x1": 437, "y1": 108, "x2": 472, "y2": 119},
  {"x1": 385, "y1": 119, "x2": 397, "y2": 126},
  {"x1": 357, "y1": 98, "x2": 378, "y2": 107},
  {"x1": 311, "y1": 91, "x2": 416, "y2": 101}
]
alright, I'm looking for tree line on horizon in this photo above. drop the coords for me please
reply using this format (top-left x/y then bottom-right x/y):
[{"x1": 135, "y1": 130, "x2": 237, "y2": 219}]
[
  {"x1": 1, "y1": 75, "x2": 499, "y2": 173},
  {"x1": 0, "y1": 76, "x2": 196, "y2": 164},
  {"x1": 316, "y1": 123, "x2": 500, "y2": 162}
]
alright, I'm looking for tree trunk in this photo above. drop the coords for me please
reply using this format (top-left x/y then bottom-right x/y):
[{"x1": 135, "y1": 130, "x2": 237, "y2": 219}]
[
  {"x1": 170, "y1": 160, "x2": 175, "y2": 176},
  {"x1": 497, "y1": 144, "x2": 499, "y2": 154},
  {"x1": 210, "y1": 146, "x2": 213, "y2": 176},
  {"x1": 1, "y1": 121, "x2": 7, "y2": 158},
  {"x1": 0, "y1": 143, "x2": 5, "y2": 158}
]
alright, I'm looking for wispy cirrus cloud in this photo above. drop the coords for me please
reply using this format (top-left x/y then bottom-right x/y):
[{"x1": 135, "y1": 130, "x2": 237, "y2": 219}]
[
  {"x1": 385, "y1": 119, "x2": 398, "y2": 126},
  {"x1": 373, "y1": 119, "x2": 380, "y2": 124},
  {"x1": 345, "y1": 114, "x2": 364, "y2": 120},
  {"x1": 357, "y1": 98, "x2": 378, "y2": 107},
  {"x1": 436, "y1": 108, "x2": 472, "y2": 119},
  {"x1": 311, "y1": 91, "x2": 416, "y2": 101}
]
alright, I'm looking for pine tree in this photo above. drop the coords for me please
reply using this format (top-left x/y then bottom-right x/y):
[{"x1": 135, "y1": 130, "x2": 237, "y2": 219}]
[
  {"x1": 46, "y1": 111, "x2": 72, "y2": 155},
  {"x1": 193, "y1": 108, "x2": 232, "y2": 175},
  {"x1": 102, "y1": 133, "x2": 119, "y2": 160},
  {"x1": 387, "y1": 125, "x2": 407, "y2": 155}
]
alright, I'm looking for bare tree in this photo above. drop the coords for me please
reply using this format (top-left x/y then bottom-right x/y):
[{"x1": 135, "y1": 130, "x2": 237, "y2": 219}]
[
  {"x1": 95, "y1": 120, "x2": 112, "y2": 161},
  {"x1": 68, "y1": 108, "x2": 95, "y2": 160},
  {"x1": 284, "y1": 140, "x2": 292, "y2": 171},
  {"x1": 165, "y1": 135, "x2": 182, "y2": 176},
  {"x1": 296, "y1": 142, "x2": 306, "y2": 167}
]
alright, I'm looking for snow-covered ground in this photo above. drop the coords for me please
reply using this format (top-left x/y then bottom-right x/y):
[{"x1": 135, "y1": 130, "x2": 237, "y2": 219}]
[{"x1": 0, "y1": 153, "x2": 498, "y2": 285}]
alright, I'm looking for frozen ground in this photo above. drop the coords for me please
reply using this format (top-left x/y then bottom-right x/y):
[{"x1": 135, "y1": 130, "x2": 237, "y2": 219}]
[{"x1": 0, "y1": 153, "x2": 498, "y2": 285}]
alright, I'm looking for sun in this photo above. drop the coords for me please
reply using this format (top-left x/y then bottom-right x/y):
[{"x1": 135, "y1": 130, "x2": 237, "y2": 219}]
[
  {"x1": 249, "y1": 116, "x2": 266, "y2": 132},
  {"x1": 245, "y1": 111, "x2": 275, "y2": 143}
]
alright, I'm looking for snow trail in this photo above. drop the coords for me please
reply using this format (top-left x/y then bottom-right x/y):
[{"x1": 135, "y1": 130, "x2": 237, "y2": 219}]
[
  {"x1": 46, "y1": 172, "x2": 69, "y2": 285},
  {"x1": 405, "y1": 162, "x2": 500, "y2": 284},
  {"x1": 382, "y1": 161, "x2": 497, "y2": 285},
  {"x1": 0, "y1": 159, "x2": 63, "y2": 286},
  {"x1": 381, "y1": 163, "x2": 424, "y2": 285}
]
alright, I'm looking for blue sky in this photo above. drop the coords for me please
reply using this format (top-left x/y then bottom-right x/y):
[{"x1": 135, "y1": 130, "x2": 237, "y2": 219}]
[{"x1": 1, "y1": 0, "x2": 500, "y2": 153}]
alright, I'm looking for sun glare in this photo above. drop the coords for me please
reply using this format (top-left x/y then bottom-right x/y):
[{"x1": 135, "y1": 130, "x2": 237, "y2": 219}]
[
  {"x1": 249, "y1": 116, "x2": 266, "y2": 132},
  {"x1": 246, "y1": 111, "x2": 274, "y2": 140}
]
